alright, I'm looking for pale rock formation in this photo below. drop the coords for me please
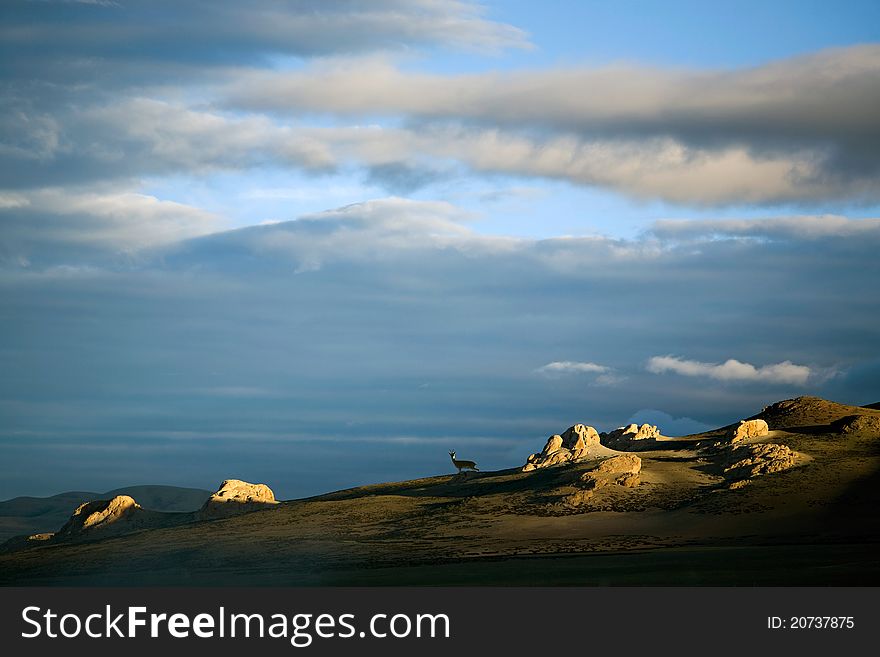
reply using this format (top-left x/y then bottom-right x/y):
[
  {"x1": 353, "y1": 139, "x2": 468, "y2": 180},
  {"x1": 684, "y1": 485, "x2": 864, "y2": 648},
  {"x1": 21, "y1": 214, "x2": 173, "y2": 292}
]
[
  {"x1": 615, "y1": 473, "x2": 641, "y2": 488},
  {"x1": 728, "y1": 419, "x2": 770, "y2": 443},
  {"x1": 543, "y1": 434, "x2": 564, "y2": 454},
  {"x1": 199, "y1": 479, "x2": 279, "y2": 520},
  {"x1": 722, "y1": 443, "x2": 797, "y2": 485},
  {"x1": 564, "y1": 455, "x2": 643, "y2": 507},
  {"x1": 56, "y1": 495, "x2": 144, "y2": 538},
  {"x1": 522, "y1": 424, "x2": 602, "y2": 471},
  {"x1": 600, "y1": 423, "x2": 661, "y2": 449},
  {"x1": 0, "y1": 532, "x2": 55, "y2": 552},
  {"x1": 595, "y1": 454, "x2": 642, "y2": 475},
  {"x1": 563, "y1": 489, "x2": 595, "y2": 507},
  {"x1": 561, "y1": 424, "x2": 601, "y2": 457},
  {"x1": 634, "y1": 424, "x2": 661, "y2": 440}
]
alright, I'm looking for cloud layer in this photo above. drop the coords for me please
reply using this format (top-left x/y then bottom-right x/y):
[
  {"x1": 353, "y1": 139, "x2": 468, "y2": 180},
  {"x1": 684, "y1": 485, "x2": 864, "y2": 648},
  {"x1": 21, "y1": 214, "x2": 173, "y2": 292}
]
[
  {"x1": 0, "y1": 0, "x2": 528, "y2": 84},
  {"x1": 226, "y1": 46, "x2": 880, "y2": 204},
  {"x1": 650, "y1": 215, "x2": 880, "y2": 241},
  {"x1": 3, "y1": 3, "x2": 879, "y2": 207}
]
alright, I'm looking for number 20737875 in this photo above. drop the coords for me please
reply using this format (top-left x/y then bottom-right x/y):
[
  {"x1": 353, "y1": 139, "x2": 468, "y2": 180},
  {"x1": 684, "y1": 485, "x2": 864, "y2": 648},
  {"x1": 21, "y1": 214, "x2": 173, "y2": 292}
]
[{"x1": 768, "y1": 617, "x2": 854, "y2": 629}]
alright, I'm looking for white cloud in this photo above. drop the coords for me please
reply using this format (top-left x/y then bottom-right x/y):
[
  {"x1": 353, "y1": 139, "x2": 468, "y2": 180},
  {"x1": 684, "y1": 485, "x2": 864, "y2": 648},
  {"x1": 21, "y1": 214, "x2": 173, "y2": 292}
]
[
  {"x1": 646, "y1": 356, "x2": 812, "y2": 385},
  {"x1": 0, "y1": 187, "x2": 226, "y2": 250},
  {"x1": 228, "y1": 46, "x2": 880, "y2": 129},
  {"x1": 593, "y1": 373, "x2": 627, "y2": 388},
  {"x1": 535, "y1": 361, "x2": 623, "y2": 386},
  {"x1": 242, "y1": 197, "x2": 523, "y2": 272},
  {"x1": 650, "y1": 215, "x2": 880, "y2": 242},
  {"x1": 83, "y1": 98, "x2": 338, "y2": 173},
  {"x1": 0, "y1": 193, "x2": 30, "y2": 209},
  {"x1": 298, "y1": 196, "x2": 477, "y2": 233},
  {"x1": 536, "y1": 361, "x2": 609, "y2": 375}
]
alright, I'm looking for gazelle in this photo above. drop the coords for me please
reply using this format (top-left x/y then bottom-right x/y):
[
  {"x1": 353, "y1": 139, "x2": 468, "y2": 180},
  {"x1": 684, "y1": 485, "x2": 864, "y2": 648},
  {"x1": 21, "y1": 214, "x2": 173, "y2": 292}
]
[{"x1": 449, "y1": 451, "x2": 479, "y2": 474}]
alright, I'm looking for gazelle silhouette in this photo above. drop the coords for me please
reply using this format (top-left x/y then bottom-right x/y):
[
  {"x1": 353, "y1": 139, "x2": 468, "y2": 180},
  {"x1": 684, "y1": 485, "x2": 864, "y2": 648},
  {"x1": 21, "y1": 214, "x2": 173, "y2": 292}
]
[{"x1": 449, "y1": 451, "x2": 479, "y2": 474}]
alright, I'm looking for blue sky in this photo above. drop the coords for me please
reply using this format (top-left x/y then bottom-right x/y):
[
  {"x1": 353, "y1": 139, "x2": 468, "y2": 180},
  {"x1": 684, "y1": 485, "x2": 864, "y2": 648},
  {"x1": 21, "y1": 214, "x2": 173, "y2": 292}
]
[
  {"x1": 492, "y1": 0, "x2": 880, "y2": 68},
  {"x1": 1, "y1": 1, "x2": 879, "y2": 499}
]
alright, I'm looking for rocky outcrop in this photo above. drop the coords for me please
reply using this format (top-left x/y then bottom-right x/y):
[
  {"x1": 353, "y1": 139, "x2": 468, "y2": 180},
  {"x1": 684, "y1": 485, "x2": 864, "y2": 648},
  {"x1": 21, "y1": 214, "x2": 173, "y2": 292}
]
[
  {"x1": 728, "y1": 419, "x2": 769, "y2": 443},
  {"x1": 600, "y1": 423, "x2": 661, "y2": 450},
  {"x1": 3, "y1": 481, "x2": 276, "y2": 551},
  {"x1": 199, "y1": 479, "x2": 279, "y2": 520},
  {"x1": 0, "y1": 532, "x2": 54, "y2": 553},
  {"x1": 562, "y1": 424, "x2": 601, "y2": 455},
  {"x1": 522, "y1": 424, "x2": 604, "y2": 471},
  {"x1": 832, "y1": 414, "x2": 880, "y2": 437},
  {"x1": 563, "y1": 455, "x2": 643, "y2": 507},
  {"x1": 601, "y1": 424, "x2": 636, "y2": 446},
  {"x1": 595, "y1": 454, "x2": 642, "y2": 475},
  {"x1": 722, "y1": 443, "x2": 797, "y2": 485},
  {"x1": 55, "y1": 495, "x2": 145, "y2": 538}
]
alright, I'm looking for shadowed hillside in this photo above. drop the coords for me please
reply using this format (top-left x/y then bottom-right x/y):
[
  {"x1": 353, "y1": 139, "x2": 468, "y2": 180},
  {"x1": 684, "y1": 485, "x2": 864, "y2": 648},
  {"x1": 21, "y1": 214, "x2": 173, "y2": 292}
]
[
  {"x1": 0, "y1": 486, "x2": 211, "y2": 543},
  {"x1": 1, "y1": 397, "x2": 878, "y2": 586}
]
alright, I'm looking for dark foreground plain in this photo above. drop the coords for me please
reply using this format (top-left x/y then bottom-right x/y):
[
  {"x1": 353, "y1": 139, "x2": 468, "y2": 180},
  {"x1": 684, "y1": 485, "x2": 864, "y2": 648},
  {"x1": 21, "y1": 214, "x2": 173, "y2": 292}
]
[{"x1": 1, "y1": 396, "x2": 879, "y2": 586}]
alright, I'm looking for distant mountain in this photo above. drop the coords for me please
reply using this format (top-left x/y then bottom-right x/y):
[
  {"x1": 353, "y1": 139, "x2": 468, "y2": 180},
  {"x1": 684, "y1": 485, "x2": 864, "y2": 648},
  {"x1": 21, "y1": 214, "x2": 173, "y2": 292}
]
[{"x1": 0, "y1": 485, "x2": 211, "y2": 543}]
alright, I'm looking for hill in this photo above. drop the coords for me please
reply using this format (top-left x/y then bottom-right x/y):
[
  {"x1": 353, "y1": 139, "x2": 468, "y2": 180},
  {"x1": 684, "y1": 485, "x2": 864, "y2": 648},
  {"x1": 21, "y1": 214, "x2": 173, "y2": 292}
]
[
  {"x1": 1, "y1": 397, "x2": 878, "y2": 586},
  {"x1": 0, "y1": 486, "x2": 211, "y2": 543},
  {"x1": 753, "y1": 395, "x2": 880, "y2": 431}
]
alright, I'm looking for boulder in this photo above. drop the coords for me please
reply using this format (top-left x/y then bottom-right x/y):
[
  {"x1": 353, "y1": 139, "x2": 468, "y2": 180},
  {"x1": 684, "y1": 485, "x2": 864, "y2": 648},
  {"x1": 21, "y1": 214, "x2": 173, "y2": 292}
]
[
  {"x1": 538, "y1": 449, "x2": 574, "y2": 468},
  {"x1": 0, "y1": 532, "x2": 54, "y2": 553},
  {"x1": 595, "y1": 454, "x2": 642, "y2": 475},
  {"x1": 563, "y1": 455, "x2": 643, "y2": 508},
  {"x1": 543, "y1": 434, "x2": 564, "y2": 453},
  {"x1": 728, "y1": 419, "x2": 769, "y2": 443},
  {"x1": 199, "y1": 479, "x2": 279, "y2": 520},
  {"x1": 577, "y1": 473, "x2": 608, "y2": 490},
  {"x1": 634, "y1": 424, "x2": 660, "y2": 440},
  {"x1": 615, "y1": 474, "x2": 641, "y2": 488},
  {"x1": 601, "y1": 423, "x2": 660, "y2": 449},
  {"x1": 561, "y1": 424, "x2": 601, "y2": 458},
  {"x1": 521, "y1": 424, "x2": 603, "y2": 471},
  {"x1": 55, "y1": 495, "x2": 144, "y2": 538},
  {"x1": 562, "y1": 489, "x2": 596, "y2": 508},
  {"x1": 722, "y1": 443, "x2": 796, "y2": 483}
]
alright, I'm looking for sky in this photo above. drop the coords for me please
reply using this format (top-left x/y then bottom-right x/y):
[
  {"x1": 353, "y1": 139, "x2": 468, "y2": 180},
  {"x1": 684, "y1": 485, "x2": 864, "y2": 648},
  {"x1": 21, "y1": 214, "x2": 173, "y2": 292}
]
[{"x1": 1, "y1": 0, "x2": 879, "y2": 500}]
